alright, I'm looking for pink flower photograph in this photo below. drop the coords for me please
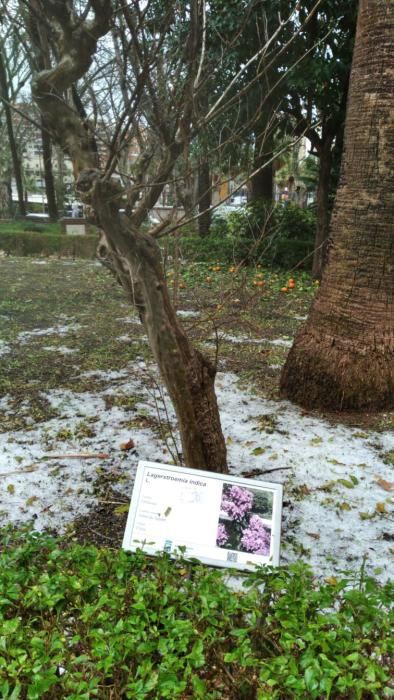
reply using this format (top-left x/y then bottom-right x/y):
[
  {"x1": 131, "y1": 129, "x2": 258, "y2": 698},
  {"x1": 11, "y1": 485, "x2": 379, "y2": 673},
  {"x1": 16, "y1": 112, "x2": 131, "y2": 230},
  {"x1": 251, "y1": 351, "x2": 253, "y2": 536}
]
[{"x1": 216, "y1": 483, "x2": 273, "y2": 556}]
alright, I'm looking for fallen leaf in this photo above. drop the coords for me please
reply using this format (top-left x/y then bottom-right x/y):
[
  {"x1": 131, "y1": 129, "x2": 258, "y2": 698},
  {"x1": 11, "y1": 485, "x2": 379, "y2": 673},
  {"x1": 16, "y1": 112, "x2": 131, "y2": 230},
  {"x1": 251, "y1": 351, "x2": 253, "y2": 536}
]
[
  {"x1": 339, "y1": 502, "x2": 351, "y2": 511},
  {"x1": 309, "y1": 437, "x2": 323, "y2": 446},
  {"x1": 251, "y1": 446, "x2": 265, "y2": 456},
  {"x1": 325, "y1": 576, "x2": 337, "y2": 585},
  {"x1": 114, "y1": 504, "x2": 129, "y2": 515},
  {"x1": 26, "y1": 496, "x2": 38, "y2": 506},
  {"x1": 306, "y1": 532, "x2": 320, "y2": 540},
  {"x1": 375, "y1": 477, "x2": 394, "y2": 492},
  {"x1": 337, "y1": 478, "x2": 355, "y2": 489},
  {"x1": 120, "y1": 439, "x2": 135, "y2": 451},
  {"x1": 7, "y1": 484, "x2": 15, "y2": 495},
  {"x1": 375, "y1": 502, "x2": 386, "y2": 514}
]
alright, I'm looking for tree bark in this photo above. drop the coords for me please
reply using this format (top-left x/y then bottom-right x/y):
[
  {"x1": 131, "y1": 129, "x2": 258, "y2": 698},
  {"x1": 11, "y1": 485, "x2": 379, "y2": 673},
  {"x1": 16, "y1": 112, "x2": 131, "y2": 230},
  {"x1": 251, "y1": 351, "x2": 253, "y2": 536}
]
[
  {"x1": 93, "y1": 181, "x2": 228, "y2": 472},
  {"x1": 312, "y1": 134, "x2": 333, "y2": 279},
  {"x1": 197, "y1": 160, "x2": 212, "y2": 237},
  {"x1": 250, "y1": 130, "x2": 273, "y2": 203},
  {"x1": 249, "y1": 158, "x2": 273, "y2": 203},
  {"x1": 41, "y1": 122, "x2": 58, "y2": 221},
  {"x1": 280, "y1": 0, "x2": 394, "y2": 411},
  {"x1": 0, "y1": 49, "x2": 26, "y2": 217}
]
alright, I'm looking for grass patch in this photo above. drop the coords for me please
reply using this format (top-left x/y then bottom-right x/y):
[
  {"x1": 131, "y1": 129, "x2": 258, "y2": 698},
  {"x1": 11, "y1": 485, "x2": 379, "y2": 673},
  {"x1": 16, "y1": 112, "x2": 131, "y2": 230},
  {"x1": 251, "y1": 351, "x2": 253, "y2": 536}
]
[
  {"x1": 0, "y1": 529, "x2": 392, "y2": 700},
  {"x1": 0, "y1": 220, "x2": 62, "y2": 235}
]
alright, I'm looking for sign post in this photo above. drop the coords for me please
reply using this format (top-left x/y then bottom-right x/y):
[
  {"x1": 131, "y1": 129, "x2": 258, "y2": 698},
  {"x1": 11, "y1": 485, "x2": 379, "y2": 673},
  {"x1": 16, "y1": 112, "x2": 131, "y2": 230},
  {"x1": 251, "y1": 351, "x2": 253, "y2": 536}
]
[{"x1": 122, "y1": 461, "x2": 283, "y2": 571}]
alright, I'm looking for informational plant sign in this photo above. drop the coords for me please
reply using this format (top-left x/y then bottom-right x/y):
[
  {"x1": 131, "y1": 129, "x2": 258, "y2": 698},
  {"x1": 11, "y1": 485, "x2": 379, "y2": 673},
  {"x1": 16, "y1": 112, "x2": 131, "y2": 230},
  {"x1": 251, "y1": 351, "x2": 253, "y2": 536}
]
[
  {"x1": 65, "y1": 223, "x2": 86, "y2": 236},
  {"x1": 122, "y1": 461, "x2": 283, "y2": 571}
]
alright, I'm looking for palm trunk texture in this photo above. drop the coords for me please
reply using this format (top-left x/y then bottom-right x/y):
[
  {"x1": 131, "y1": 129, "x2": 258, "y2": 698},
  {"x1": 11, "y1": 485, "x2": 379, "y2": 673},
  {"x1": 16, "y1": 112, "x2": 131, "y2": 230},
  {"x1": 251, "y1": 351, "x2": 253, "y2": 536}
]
[{"x1": 280, "y1": 0, "x2": 393, "y2": 410}]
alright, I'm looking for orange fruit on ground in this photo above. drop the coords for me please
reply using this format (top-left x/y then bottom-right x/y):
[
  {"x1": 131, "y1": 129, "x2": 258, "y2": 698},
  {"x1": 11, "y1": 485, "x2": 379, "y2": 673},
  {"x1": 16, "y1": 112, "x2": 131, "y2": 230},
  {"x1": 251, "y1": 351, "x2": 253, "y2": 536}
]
[
  {"x1": 288, "y1": 281, "x2": 295, "y2": 289},
  {"x1": 280, "y1": 286, "x2": 288, "y2": 292},
  {"x1": 206, "y1": 276, "x2": 212, "y2": 282},
  {"x1": 179, "y1": 282, "x2": 186, "y2": 289}
]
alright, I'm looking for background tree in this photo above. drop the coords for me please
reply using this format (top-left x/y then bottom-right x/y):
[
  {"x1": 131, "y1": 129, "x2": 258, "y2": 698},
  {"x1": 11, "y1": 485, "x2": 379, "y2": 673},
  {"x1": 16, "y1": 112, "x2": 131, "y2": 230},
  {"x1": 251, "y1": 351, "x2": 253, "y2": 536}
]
[
  {"x1": 24, "y1": 0, "x2": 58, "y2": 220},
  {"x1": 280, "y1": 0, "x2": 394, "y2": 410},
  {"x1": 0, "y1": 34, "x2": 27, "y2": 216},
  {"x1": 280, "y1": 0, "x2": 358, "y2": 278}
]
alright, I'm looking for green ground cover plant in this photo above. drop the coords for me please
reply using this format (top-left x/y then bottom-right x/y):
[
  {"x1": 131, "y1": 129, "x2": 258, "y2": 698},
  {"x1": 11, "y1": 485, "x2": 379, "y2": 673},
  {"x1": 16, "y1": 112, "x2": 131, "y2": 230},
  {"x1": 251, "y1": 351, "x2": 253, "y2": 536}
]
[{"x1": 0, "y1": 530, "x2": 392, "y2": 700}]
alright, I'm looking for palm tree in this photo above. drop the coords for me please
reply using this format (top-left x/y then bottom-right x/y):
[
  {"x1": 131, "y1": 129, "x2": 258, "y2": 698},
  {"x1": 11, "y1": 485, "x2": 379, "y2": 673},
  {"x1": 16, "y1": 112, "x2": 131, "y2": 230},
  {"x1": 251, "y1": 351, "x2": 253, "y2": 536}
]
[{"x1": 280, "y1": 0, "x2": 393, "y2": 410}]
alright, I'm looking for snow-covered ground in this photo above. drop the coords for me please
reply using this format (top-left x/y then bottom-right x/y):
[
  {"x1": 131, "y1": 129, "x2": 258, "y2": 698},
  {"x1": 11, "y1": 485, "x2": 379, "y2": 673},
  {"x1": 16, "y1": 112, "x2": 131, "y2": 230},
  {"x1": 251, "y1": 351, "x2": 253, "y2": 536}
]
[{"x1": 1, "y1": 366, "x2": 393, "y2": 581}]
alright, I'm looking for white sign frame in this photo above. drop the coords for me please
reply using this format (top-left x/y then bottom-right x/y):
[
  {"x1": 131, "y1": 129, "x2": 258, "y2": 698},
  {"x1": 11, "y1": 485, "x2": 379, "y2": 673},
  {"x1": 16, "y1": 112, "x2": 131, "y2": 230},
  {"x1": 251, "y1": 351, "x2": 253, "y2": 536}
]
[{"x1": 122, "y1": 461, "x2": 283, "y2": 571}]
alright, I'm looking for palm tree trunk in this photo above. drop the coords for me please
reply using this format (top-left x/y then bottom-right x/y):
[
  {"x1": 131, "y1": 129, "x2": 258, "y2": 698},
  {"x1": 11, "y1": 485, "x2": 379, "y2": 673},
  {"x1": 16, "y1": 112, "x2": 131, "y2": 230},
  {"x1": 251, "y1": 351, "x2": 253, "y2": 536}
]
[
  {"x1": 312, "y1": 134, "x2": 333, "y2": 279},
  {"x1": 280, "y1": 0, "x2": 394, "y2": 411}
]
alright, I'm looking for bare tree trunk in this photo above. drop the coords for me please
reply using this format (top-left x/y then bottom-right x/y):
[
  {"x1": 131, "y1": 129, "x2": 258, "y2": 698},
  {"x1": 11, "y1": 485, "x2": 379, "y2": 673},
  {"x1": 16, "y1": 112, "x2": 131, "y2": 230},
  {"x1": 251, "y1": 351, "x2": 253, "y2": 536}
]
[
  {"x1": 312, "y1": 135, "x2": 333, "y2": 279},
  {"x1": 197, "y1": 160, "x2": 211, "y2": 237},
  {"x1": 280, "y1": 0, "x2": 394, "y2": 411},
  {"x1": 93, "y1": 181, "x2": 227, "y2": 472},
  {"x1": 250, "y1": 131, "x2": 274, "y2": 203},
  {"x1": 41, "y1": 122, "x2": 58, "y2": 221},
  {"x1": 0, "y1": 49, "x2": 26, "y2": 217},
  {"x1": 54, "y1": 148, "x2": 66, "y2": 213}
]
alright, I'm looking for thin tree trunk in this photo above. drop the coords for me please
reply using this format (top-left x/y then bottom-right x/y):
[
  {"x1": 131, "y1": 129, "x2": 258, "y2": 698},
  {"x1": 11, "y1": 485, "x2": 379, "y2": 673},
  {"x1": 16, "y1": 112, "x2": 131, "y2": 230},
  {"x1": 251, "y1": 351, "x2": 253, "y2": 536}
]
[
  {"x1": 94, "y1": 184, "x2": 228, "y2": 472},
  {"x1": 198, "y1": 160, "x2": 211, "y2": 237},
  {"x1": 312, "y1": 135, "x2": 333, "y2": 279},
  {"x1": 280, "y1": 0, "x2": 394, "y2": 411},
  {"x1": 0, "y1": 50, "x2": 26, "y2": 217},
  {"x1": 249, "y1": 130, "x2": 274, "y2": 203},
  {"x1": 41, "y1": 123, "x2": 58, "y2": 221},
  {"x1": 55, "y1": 148, "x2": 66, "y2": 213}
]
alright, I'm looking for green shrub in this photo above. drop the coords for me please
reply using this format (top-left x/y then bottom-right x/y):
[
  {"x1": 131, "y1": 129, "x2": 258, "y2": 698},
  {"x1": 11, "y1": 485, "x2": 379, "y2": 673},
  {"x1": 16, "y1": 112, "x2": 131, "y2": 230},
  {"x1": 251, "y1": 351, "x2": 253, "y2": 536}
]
[
  {"x1": 170, "y1": 203, "x2": 316, "y2": 269},
  {"x1": 0, "y1": 529, "x2": 392, "y2": 699},
  {"x1": 0, "y1": 231, "x2": 99, "y2": 258},
  {"x1": 267, "y1": 204, "x2": 315, "y2": 268}
]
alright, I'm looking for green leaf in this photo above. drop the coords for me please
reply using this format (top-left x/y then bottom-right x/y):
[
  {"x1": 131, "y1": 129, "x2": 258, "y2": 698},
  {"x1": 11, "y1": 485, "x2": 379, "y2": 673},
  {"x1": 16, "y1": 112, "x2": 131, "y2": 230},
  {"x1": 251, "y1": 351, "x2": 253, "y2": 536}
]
[
  {"x1": 309, "y1": 437, "x2": 323, "y2": 446},
  {"x1": 114, "y1": 504, "x2": 129, "y2": 514},
  {"x1": 337, "y1": 478, "x2": 355, "y2": 489}
]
